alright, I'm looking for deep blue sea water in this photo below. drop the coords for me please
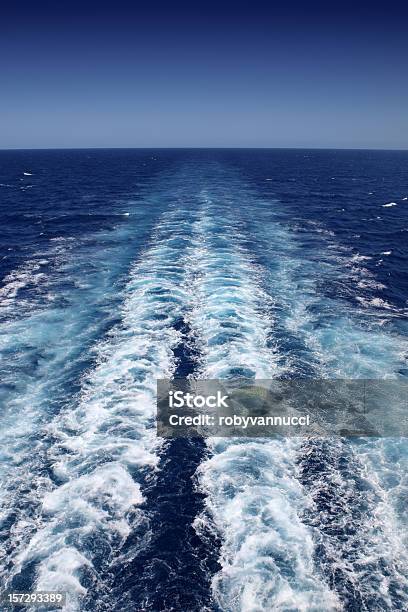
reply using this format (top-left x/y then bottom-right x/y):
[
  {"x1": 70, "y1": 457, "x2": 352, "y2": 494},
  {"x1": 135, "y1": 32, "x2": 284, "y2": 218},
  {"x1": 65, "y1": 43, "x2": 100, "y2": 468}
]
[{"x1": 0, "y1": 149, "x2": 407, "y2": 611}]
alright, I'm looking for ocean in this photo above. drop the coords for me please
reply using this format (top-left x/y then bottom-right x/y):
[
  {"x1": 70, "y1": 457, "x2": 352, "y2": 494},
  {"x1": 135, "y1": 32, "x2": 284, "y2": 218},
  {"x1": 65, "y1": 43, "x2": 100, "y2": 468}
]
[{"x1": 0, "y1": 148, "x2": 407, "y2": 611}]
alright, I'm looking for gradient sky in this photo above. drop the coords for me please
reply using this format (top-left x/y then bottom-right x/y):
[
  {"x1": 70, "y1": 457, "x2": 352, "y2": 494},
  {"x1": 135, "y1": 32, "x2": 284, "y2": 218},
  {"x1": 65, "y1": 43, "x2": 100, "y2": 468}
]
[{"x1": 1, "y1": 0, "x2": 407, "y2": 149}]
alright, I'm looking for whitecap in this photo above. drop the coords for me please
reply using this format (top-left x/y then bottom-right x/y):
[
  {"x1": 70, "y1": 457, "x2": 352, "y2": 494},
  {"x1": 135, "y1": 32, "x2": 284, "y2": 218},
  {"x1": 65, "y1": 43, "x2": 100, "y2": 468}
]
[
  {"x1": 187, "y1": 193, "x2": 339, "y2": 609},
  {"x1": 356, "y1": 296, "x2": 394, "y2": 310},
  {"x1": 4, "y1": 204, "x2": 196, "y2": 605},
  {"x1": 351, "y1": 253, "x2": 372, "y2": 262},
  {"x1": 357, "y1": 279, "x2": 386, "y2": 290}
]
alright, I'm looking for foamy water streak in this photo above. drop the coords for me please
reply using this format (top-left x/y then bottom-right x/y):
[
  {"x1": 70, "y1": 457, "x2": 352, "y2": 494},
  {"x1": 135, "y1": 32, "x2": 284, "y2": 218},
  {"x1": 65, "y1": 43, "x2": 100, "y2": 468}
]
[
  {"x1": 248, "y1": 197, "x2": 408, "y2": 608},
  {"x1": 0, "y1": 231, "x2": 129, "y2": 580},
  {"x1": 188, "y1": 192, "x2": 340, "y2": 611},
  {"x1": 296, "y1": 317, "x2": 408, "y2": 609},
  {"x1": 0, "y1": 217, "x2": 163, "y2": 586},
  {"x1": 186, "y1": 197, "x2": 279, "y2": 379},
  {"x1": 5, "y1": 206, "x2": 195, "y2": 610},
  {"x1": 189, "y1": 176, "x2": 408, "y2": 611}
]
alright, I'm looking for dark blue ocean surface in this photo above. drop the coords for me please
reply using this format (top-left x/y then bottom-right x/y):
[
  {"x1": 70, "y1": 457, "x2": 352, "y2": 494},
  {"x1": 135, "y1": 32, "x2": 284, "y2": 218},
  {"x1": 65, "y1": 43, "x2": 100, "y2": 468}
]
[{"x1": 0, "y1": 149, "x2": 407, "y2": 611}]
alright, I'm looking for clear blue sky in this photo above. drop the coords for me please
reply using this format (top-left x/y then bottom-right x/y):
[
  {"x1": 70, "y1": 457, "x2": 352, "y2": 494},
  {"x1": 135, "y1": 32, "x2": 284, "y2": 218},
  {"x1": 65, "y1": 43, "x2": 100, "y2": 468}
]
[{"x1": 1, "y1": 0, "x2": 407, "y2": 149}]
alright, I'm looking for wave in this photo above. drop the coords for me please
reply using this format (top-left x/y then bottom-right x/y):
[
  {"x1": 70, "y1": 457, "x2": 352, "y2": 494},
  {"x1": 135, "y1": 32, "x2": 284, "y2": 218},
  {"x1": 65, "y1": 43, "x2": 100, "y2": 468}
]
[
  {"x1": 1, "y1": 204, "x2": 196, "y2": 610},
  {"x1": 247, "y1": 188, "x2": 408, "y2": 608},
  {"x1": 186, "y1": 173, "x2": 408, "y2": 611},
  {"x1": 1, "y1": 158, "x2": 407, "y2": 611},
  {"x1": 185, "y1": 187, "x2": 340, "y2": 610}
]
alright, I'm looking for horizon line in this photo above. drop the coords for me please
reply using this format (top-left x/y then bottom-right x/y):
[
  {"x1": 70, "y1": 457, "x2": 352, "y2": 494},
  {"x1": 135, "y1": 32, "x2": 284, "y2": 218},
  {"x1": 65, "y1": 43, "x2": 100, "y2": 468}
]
[{"x1": 1, "y1": 146, "x2": 408, "y2": 152}]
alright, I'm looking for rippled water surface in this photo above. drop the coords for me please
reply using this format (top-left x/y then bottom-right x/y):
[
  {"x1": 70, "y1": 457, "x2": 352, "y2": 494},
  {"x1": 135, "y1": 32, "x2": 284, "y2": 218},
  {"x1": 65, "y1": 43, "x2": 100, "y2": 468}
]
[{"x1": 0, "y1": 149, "x2": 407, "y2": 611}]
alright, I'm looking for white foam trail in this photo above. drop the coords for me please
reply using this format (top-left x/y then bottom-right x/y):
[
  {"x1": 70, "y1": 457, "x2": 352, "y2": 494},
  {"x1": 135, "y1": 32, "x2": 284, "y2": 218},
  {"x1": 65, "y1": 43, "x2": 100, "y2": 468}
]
[
  {"x1": 0, "y1": 238, "x2": 94, "y2": 514},
  {"x1": 303, "y1": 323, "x2": 408, "y2": 608},
  {"x1": 188, "y1": 193, "x2": 340, "y2": 610},
  {"x1": 0, "y1": 257, "x2": 49, "y2": 309},
  {"x1": 0, "y1": 229, "x2": 137, "y2": 508},
  {"x1": 5, "y1": 206, "x2": 195, "y2": 609},
  {"x1": 197, "y1": 439, "x2": 340, "y2": 612},
  {"x1": 247, "y1": 201, "x2": 408, "y2": 607},
  {"x1": 26, "y1": 464, "x2": 144, "y2": 611},
  {"x1": 186, "y1": 200, "x2": 280, "y2": 379},
  {"x1": 189, "y1": 178, "x2": 408, "y2": 610},
  {"x1": 249, "y1": 205, "x2": 408, "y2": 376}
]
